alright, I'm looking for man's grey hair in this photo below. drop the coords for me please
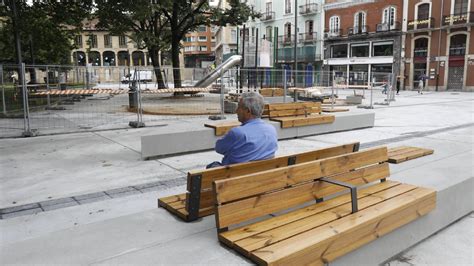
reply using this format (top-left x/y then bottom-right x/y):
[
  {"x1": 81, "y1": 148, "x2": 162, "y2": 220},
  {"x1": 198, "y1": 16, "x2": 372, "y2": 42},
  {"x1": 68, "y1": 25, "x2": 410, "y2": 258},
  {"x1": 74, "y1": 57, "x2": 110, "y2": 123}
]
[{"x1": 240, "y1": 92, "x2": 265, "y2": 118}]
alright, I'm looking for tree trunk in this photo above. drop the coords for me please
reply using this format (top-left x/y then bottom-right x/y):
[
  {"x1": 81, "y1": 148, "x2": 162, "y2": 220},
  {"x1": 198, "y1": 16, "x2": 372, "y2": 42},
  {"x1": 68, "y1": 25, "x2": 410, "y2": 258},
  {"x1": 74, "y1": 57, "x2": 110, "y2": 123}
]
[
  {"x1": 149, "y1": 47, "x2": 166, "y2": 89},
  {"x1": 171, "y1": 37, "x2": 182, "y2": 88}
]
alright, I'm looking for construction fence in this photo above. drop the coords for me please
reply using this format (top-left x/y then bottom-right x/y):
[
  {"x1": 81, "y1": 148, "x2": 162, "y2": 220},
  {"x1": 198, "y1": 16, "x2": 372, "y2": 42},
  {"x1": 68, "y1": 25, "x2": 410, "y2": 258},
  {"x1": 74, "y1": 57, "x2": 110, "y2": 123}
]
[{"x1": 0, "y1": 64, "x2": 393, "y2": 138}]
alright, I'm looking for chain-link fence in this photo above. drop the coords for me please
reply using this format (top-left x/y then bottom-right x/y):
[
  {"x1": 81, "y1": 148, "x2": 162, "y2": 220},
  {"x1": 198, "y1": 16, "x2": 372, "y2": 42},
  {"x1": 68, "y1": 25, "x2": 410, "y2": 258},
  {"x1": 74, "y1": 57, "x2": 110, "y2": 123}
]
[{"x1": 0, "y1": 64, "x2": 392, "y2": 138}]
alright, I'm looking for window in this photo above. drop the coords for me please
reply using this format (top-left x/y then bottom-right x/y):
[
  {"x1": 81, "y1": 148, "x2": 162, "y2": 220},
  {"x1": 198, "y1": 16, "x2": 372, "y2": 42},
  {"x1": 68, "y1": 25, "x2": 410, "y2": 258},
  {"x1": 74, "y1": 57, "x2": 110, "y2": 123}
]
[
  {"x1": 231, "y1": 30, "x2": 237, "y2": 42},
  {"x1": 266, "y1": 2, "x2": 272, "y2": 13},
  {"x1": 285, "y1": 0, "x2": 291, "y2": 14},
  {"x1": 198, "y1": 26, "x2": 207, "y2": 32},
  {"x1": 414, "y1": 38, "x2": 429, "y2": 57},
  {"x1": 449, "y1": 34, "x2": 467, "y2": 55},
  {"x1": 351, "y1": 43, "x2": 369, "y2": 57},
  {"x1": 200, "y1": 46, "x2": 208, "y2": 51},
  {"x1": 382, "y1": 6, "x2": 397, "y2": 29},
  {"x1": 331, "y1": 44, "x2": 347, "y2": 58},
  {"x1": 119, "y1": 35, "x2": 127, "y2": 47},
  {"x1": 329, "y1": 16, "x2": 340, "y2": 35},
  {"x1": 198, "y1": 36, "x2": 207, "y2": 42},
  {"x1": 372, "y1": 41, "x2": 393, "y2": 56},
  {"x1": 417, "y1": 3, "x2": 430, "y2": 20},
  {"x1": 104, "y1": 35, "x2": 112, "y2": 48},
  {"x1": 306, "y1": 20, "x2": 314, "y2": 34},
  {"x1": 454, "y1": 0, "x2": 468, "y2": 14},
  {"x1": 74, "y1": 35, "x2": 82, "y2": 48},
  {"x1": 285, "y1": 22, "x2": 291, "y2": 40},
  {"x1": 89, "y1": 34, "x2": 97, "y2": 48},
  {"x1": 354, "y1": 12, "x2": 366, "y2": 33},
  {"x1": 266, "y1": 26, "x2": 273, "y2": 41}
]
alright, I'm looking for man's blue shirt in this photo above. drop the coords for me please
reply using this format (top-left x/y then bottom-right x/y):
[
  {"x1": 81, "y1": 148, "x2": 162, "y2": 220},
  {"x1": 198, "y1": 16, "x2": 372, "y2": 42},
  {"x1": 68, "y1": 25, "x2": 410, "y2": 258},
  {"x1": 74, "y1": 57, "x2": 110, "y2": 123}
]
[{"x1": 215, "y1": 118, "x2": 278, "y2": 165}]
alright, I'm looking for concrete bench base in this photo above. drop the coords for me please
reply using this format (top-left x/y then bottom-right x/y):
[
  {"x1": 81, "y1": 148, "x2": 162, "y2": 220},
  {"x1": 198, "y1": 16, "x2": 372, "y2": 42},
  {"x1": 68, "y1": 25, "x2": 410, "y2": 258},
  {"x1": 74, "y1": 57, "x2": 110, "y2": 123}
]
[{"x1": 141, "y1": 109, "x2": 375, "y2": 159}]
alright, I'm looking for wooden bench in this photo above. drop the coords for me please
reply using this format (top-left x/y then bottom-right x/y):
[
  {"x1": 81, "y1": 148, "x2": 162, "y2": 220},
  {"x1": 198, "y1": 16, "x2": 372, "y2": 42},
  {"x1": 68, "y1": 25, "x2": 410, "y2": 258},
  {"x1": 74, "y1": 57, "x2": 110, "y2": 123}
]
[
  {"x1": 388, "y1": 146, "x2": 434, "y2": 164},
  {"x1": 213, "y1": 146, "x2": 437, "y2": 265},
  {"x1": 158, "y1": 142, "x2": 360, "y2": 222},
  {"x1": 205, "y1": 121, "x2": 241, "y2": 136},
  {"x1": 264, "y1": 102, "x2": 335, "y2": 128}
]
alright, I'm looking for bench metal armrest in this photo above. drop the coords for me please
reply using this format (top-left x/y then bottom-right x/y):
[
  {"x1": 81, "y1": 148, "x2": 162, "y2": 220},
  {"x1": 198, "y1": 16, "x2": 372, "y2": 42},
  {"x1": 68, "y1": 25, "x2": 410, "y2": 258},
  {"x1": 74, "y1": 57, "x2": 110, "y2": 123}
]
[
  {"x1": 186, "y1": 174, "x2": 202, "y2": 221},
  {"x1": 320, "y1": 178, "x2": 358, "y2": 213}
]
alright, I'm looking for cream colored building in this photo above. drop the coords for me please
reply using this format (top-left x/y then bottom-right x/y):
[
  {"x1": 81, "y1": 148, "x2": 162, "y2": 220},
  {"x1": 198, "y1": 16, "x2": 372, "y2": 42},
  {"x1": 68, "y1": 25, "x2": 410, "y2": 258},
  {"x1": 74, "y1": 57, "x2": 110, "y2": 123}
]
[{"x1": 214, "y1": 0, "x2": 239, "y2": 65}]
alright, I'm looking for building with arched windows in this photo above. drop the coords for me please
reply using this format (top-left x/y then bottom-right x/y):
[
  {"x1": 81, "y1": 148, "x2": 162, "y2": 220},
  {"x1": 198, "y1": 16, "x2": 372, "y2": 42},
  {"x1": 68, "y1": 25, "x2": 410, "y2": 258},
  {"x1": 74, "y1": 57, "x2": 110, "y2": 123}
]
[{"x1": 404, "y1": 0, "x2": 473, "y2": 91}]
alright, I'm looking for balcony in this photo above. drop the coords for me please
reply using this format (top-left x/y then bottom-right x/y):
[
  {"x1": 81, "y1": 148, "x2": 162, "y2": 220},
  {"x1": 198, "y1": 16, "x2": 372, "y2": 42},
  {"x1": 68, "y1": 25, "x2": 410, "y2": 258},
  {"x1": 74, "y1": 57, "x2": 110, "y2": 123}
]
[
  {"x1": 299, "y1": 3, "x2": 318, "y2": 15},
  {"x1": 298, "y1": 32, "x2": 317, "y2": 43},
  {"x1": 278, "y1": 35, "x2": 295, "y2": 46},
  {"x1": 347, "y1": 25, "x2": 369, "y2": 35},
  {"x1": 449, "y1": 46, "x2": 466, "y2": 56},
  {"x1": 408, "y1": 17, "x2": 435, "y2": 31},
  {"x1": 442, "y1": 12, "x2": 474, "y2": 26},
  {"x1": 413, "y1": 49, "x2": 428, "y2": 58},
  {"x1": 324, "y1": 29, "x2": 342, "y2": 39},
  {"x1": 260, "y1": 11, "x2": 275, "y2": 22},
  {"x1": 376, "y1": 22, "x2": 401, "y2": 32},
  {"x1": 276, "y1": 52, "x2": 321, "y2": 63}
]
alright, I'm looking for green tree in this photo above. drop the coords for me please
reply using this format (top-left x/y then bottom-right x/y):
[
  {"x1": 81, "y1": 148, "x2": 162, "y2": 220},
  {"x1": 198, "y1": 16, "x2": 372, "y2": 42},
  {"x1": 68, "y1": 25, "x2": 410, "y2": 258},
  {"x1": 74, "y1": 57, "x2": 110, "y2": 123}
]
[
  {"x1": 95, "y1": 0, "x2": 170, "y2": 89},
  {"x1": 0, "y1": 1, "x2": 93, "y2": 81},
  {"x1": 96, "y1": 0, "x2": 257, "y2": 88}
]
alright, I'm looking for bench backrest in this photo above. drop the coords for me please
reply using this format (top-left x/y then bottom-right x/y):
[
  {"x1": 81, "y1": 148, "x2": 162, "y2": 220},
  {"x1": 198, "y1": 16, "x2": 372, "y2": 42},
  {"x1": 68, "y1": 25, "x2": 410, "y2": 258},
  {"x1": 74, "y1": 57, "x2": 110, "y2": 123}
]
[
  {"x1": 263, "y1": 102, "x2": 322, "y2": 118},
  {"x1": 213, "y1": 146, "x2": 389, "y2": 230},
  {"x1": 185, "y1": 142, "x2": 360, "y2": 215}
]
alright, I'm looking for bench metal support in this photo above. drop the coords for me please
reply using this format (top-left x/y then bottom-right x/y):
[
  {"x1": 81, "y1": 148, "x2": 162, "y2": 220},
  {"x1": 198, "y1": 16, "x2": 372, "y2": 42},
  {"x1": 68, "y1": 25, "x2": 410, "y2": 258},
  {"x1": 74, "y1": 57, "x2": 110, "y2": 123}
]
[
  {"x1": 186, "y1": 174, "x2": 202, "y2": 221},
  {"x1": 353, "y1": 142, "x2": 360, "y2": 152},
  {"x1": 287, "y1": 156, "x2": 297, "y2": 165},
  {"x1": 320, "y1": 178, "x2": 358, "y2": 213}
]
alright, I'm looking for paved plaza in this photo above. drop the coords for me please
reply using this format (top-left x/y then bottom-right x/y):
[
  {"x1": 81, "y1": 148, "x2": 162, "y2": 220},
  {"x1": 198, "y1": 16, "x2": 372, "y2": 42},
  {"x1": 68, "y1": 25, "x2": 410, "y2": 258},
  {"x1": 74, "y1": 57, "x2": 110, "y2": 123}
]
[{"x1": 0, "y1": 90, "x2": 473, "y2": 265}]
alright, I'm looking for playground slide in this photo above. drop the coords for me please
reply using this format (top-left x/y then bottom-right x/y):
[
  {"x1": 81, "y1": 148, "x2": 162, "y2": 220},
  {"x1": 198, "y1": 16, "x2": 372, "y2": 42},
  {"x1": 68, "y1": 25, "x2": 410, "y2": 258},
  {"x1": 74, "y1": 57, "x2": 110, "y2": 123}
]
[{"x1": 194, "y1": 55, "x2": 242, "y2": 88}]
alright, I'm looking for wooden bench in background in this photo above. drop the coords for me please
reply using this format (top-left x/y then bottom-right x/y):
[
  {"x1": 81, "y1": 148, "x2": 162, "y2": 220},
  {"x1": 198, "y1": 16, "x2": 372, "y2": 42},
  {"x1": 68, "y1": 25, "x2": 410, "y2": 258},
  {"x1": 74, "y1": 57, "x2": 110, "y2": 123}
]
[
  {"x1": 213, "y1": 146, "x2": 436, "y2": 265},
  {"x1": 388, "y1": 146, "x2": 434, "y2": 164},
  {"x1": 158, "y1": 142, "x2": 360, "y2": 222},
  {"x1": 264, "y1": 102, "x2": 335, "y2": 128},
  {"x1": 204, "y1": 121, "x2": 241, "y2": 136}
]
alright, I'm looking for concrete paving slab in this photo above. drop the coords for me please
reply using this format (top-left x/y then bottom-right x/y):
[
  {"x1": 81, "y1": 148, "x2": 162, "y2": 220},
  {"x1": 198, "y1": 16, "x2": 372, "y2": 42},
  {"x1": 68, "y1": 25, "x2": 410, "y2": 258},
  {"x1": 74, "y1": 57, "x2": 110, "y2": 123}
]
[
  {"x1": 385, "y1": 213, "x2": 474, "y2": 266},
  {"x1": 0, "y1": 132, "x2": 184, "y2": 208}
]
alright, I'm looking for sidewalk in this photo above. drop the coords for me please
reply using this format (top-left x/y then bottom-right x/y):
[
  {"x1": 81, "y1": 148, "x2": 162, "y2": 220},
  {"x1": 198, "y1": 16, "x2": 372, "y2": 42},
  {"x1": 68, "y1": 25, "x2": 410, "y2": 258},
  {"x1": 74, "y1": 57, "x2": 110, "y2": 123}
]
[{"x1": 0, "y1": 91, "x2": 473, "y2": 265}]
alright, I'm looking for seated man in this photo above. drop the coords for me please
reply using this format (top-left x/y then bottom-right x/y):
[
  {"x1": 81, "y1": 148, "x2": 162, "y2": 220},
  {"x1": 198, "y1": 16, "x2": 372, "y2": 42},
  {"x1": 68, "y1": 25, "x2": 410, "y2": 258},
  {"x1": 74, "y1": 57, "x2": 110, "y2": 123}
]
[{"x1": 207, "y1": 92, "x2": 278, "y2": 168}]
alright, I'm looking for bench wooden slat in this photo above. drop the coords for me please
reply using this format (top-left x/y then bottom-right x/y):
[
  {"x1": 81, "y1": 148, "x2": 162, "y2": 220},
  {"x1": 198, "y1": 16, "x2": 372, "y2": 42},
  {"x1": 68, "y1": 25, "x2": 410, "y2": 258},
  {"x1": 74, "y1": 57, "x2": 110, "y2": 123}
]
[
  {"x1": 192, "y1": 142, "x2": 360, "y2": 190},
  {"x1": 219, "y1": 180, "x2": 400, "y2": 245},
  {"x1": 249, "y1": 187, "x2": 436, "y2": 265},
  {"x1": 233, "y1": 182, "x2": 417, "y2": 253},
  {"x1": 388, "y1": 146, "x2": 434, "y2": 164},
  {"x1": 214, "y1": 147, "x2": 388, "y2": 205},
  {"x1": 268, "y1": 108, "x2": 321, "y2": 118},
  {"x1": 204, "y1": 121, "x2": 241, "y2": 136},
  {"x1": 215, "y1": 162, "x2": 389, "y2": 229},
  {"x1": 266, "y1": 102, "x2": 320, "y2": 111},
  {"x1": 270, "y1": 114, "x2": 335, "y2": 128}
]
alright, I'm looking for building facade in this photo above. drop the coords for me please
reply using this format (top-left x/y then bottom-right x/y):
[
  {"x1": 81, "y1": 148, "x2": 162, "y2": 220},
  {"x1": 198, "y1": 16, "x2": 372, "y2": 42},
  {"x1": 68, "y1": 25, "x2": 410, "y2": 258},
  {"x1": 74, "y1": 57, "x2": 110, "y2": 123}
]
[
  {"x1": 182, "y1": 25, "x2": 216, "y2": 68},
  {"x1": 323, "y1": 0, "x2": 403, "y2": 87},
  {"x1": 403, "y1": 0, "x2": 473, "y2": 91},
  {"x1": 214, "y1": 0, "x2": 239, "y2": 65}
]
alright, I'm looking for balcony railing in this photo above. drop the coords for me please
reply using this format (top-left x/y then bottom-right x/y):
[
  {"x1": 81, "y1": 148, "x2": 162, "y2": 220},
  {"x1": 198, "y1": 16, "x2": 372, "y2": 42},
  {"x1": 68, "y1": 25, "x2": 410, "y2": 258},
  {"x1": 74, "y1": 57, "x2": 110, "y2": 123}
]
[
  {"x1": 276, "y1": 52, "x2": 321, "y2": 62},
  {"x1": 347, "y1": 25, "x2": 369, "y2": 35},
  {"x1": 408, "y1": 17, "x2": 435, "y2": 30},
  {"x1": 442, "y1": 12, "x2": 473, "y2": 26},
  {"x1": 299, "y1": 3, "x2": 318, "y2": 15},
  {"x1": 278, "y1": 35, "x2": 295, "y2": 45},
  {"x1": 324, "y1": 29, "x2": 342, "y2": 38},
  {"x1": 449, "y1": 46, "x2": 466, "y2": 56},
  {"x1": 260, "y1": 11, "x2": 275, "y2": 21},
  {"x1": 413, "y1": 49, "x2": 428, "y2": 58},
  {"x1": 298, "y1": 32, "x2": 317, "y2": 43},
  {"x1": 376, "y1": 22, "x2": 401, "y2": 32}
]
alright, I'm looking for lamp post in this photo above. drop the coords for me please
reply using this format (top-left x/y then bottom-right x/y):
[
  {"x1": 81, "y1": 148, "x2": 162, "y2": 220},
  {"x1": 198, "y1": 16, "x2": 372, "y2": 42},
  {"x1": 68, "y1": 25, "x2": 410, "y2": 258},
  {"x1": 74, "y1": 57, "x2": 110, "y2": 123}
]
[{"x1": 294, "y1": 0, "x2": 298, "y2": 86}]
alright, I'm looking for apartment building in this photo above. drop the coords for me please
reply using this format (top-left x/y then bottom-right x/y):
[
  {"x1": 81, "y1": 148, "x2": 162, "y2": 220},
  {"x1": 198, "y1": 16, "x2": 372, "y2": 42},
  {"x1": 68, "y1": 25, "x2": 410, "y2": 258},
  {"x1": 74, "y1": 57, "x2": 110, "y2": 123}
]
[
  {"x1": 323, "y1": 0, "x2": 403, "y2": 86},
  {"x1": 404, "y1": 0, "x2": 473, "y2": 91},
  {"x1": 182, "y1": 25, "x2": 216, "y2": 68}
]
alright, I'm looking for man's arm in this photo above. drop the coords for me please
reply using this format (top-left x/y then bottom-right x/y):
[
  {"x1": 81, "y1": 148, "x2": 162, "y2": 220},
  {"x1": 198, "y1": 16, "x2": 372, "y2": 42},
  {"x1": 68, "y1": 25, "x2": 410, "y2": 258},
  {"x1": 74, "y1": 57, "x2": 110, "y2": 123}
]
[{"x1": 215, "y1": 129, "x2": 239, "y2": 155}]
